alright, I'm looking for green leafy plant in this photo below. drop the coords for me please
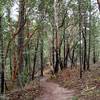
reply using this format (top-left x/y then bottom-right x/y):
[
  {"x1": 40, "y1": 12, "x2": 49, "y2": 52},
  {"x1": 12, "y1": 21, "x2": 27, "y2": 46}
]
[{"x1": 72, "y1": 96, "x2": 79, "y2": 100}]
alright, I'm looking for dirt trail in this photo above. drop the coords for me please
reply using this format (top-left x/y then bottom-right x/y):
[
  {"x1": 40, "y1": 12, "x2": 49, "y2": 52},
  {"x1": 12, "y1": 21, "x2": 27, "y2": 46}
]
[{"x1": 35, "y1": 77, "x2": 74, "y2": 100}]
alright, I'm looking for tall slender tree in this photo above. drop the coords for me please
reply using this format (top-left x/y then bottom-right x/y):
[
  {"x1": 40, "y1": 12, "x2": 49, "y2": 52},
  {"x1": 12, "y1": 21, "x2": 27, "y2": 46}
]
[
  {"x1": 0, "y1": 16, "x2": 5, "y2": 94},
  {"x1": 78, "y1": 0, "x2": 82, "y2": 78},
  {"x1": 87, "y1": 0, "x2": 92, "y2": 70},
  {"x1": 17, "y1": 0, "x2": 25, "y2": 86},
  {"x1": 54, "y1": 0, "x2": 59, "y2": 73}
]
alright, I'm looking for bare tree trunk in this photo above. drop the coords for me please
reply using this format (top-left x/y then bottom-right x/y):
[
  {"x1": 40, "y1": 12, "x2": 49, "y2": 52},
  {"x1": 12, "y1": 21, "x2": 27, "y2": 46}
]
[
  {"x1": 93, "y1": 40, "x2": 96, "y2": 64},
  {"x1": 71, "y1": 48, "x2": 75, "y2": 69},
  {"x1": 59, "y1": 46, "x2": 63, "y2": 70},
  {"x1": 26, "y1": 19, "x2": 31, "y2": 75},
  {"x1": 17, "y1": 0, "x2": 25, "y2": 86},
  {"x1": 9, "y1": 48, "x2": 12, "y2": 79},
  {"x1": 7, "y1": 8, "x2": 13, "y2": 79},
  {"x1": 52, "y1": 27, "x2": 55, "y2": 69},
  {"x1": 0, "y1": 16, "x2": 5, "y2": 94},
  {"x1": 83, "y1": 13, "x2": 87, "y2": 71},
  {"x1": 54, "y1": 0, "x2": 59, "y2": 73},
  {"x1": 65, "y1": 42, "x2": 69, "y2": 68},
  {"x1": 32, "y1": 37, "x2": 39, "y2": 80},
  {"x1": 87, "y1": 0, "x2": 91, "y2": 70},
  {"x1": 78, "y1": 0, "x2": 82, "y2": 78},
  {"x1": 40, "y1": 37, "x2": 44, "y2": 76},
  {"x1": 63, "y1": 22, "x2": 66, "y2": 68}
]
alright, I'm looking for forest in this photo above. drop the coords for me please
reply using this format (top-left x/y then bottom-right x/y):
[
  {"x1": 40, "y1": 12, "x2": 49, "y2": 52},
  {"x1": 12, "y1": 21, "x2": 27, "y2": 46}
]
[{"x1": 0, "y1": 0, "x2": 100, "y2": 100}]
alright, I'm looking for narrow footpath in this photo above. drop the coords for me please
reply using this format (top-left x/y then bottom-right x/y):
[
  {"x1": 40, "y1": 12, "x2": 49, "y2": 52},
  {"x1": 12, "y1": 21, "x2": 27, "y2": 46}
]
[{"x1": 35, "y1": 77, "x2": 75, "y2": 100}]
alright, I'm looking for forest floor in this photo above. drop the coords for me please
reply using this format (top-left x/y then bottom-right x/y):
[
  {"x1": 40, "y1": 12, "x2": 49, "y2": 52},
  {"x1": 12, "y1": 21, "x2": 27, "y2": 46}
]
[
  {"x1": 5, "y1": 62, "x2": 100, "y2": 100},
  {"x1": 6, "y1": 73, "x2": 75, "y2": 100},
  {"x1": 48, "y1": 63, "x2": 100, "y2": 100},
  {"x1": 5, "y1": 79, "x2": 41, "y2": 100},
  {"x1": 35, "y1": 76, "x2": 75, "y2": 100}
]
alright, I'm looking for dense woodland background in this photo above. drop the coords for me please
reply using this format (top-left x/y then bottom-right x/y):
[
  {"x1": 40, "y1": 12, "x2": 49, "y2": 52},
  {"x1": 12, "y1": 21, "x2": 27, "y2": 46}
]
[{"x1": 0, "y1": 0, "x2": 100, "y2": 99}]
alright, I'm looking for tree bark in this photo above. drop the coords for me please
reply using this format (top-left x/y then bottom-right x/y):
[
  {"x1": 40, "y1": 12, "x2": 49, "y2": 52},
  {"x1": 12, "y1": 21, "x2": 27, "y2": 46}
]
[
  {"x1": 0, "y1": 16, "x2": 5, "y2": 94},
  {"x1": 52, "y1": 27, "x2": 55, "y2": 69},
  {"x1": 93, "y1": 40, "x2": 96, "y2": 64},
  {"x1": 87, "y1": 0, "x2": 91, "y2": 70},
  {"x1": 32, "y1": 36, "x2": 39, "y2": 80},
  {"x1": 63, "y1": 22, "x2": 66, "y2": 68},
  {"x1": 83, "y1": 13, "x2": 87, "y2": 71},
  {"x1": 17, "y1": 0, "x2": 25, "y2": 86},
  {"x1": 40, "y1": 38, "x2": 44, "y2": 76},
  {"x1": 65, "y1": 42, "x2": 69, "y2": 68},
  {"x1": 78, "y1": 0, "x2": 82, "y2": 78},
  {"x1": 54, "y1": 0, "x2": 59, "y2": 73}
]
